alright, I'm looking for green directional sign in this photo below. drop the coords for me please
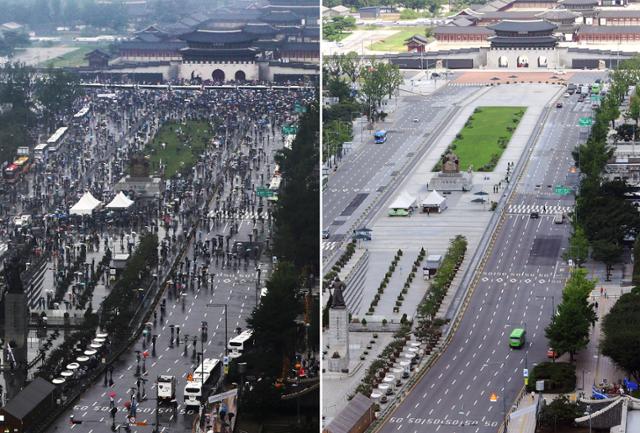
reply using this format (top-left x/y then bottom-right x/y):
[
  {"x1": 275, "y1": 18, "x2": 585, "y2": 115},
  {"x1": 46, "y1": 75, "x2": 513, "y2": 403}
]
[
  {"x1": 590, "y1": 94, "x2": 601, "y2": 102},
  {"x1": 554, "y1": 185, "x2": 572, "y2": 196},
  {"x1": 281, "y1": 125, "x2": 298, "y2": 135},
  {"x1": 256, "y1": 187, "x2": 275, "y2": 198},
  {"x1": 294, "y1": 103, "x2": 307, "y2": 113},
  {"x1": 578, "y1": 117, "x2": 593, "y2": 126}
]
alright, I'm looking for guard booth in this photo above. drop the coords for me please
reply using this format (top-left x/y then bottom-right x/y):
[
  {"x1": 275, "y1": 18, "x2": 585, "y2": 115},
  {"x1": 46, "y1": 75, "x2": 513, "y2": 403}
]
[
  {"x1": 110, "y1": 253, "x2": 130, "y2": 280},
  {"x1": 423, "y1": 254, "x2": 443, "y2": 279},
  {"x1": 0, "y1": 377, "x2": 56, "y2": 433}
]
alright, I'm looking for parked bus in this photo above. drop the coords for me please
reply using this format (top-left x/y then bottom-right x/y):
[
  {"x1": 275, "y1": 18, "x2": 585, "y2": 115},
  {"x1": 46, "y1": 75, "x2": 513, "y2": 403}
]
[
  {"x1": 3, "y1": 163, "x2": 19, "y2": 184},
  {"x1": 183, "y1": 358, "x2": 222, "y2": 407},
  {"x1": 509, "y1": 328, "x2": 526, "y2": 348},
  {"x1": 47, "y1": 127, "x2": 69, "y2": 153},
  {"x1": 34, "y1": 143, "x2": 49, "y2": 163},
  {"x1": 374, "y1": 130, "x2": 387, "y2": 144},
  {"x1": 228, "y1": 330, "x2": 254, "y2": 359}
]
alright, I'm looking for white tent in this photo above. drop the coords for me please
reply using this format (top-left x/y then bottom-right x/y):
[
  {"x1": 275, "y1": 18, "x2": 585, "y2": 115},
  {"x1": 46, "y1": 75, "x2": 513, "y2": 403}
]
[
  {"x1": 70, "y1": 192, "x2": 102, "y2": 216},
  {"x1": 389, "y1": 192, "x2": 417, "y2": 210},
  {"x1": 422, "y1": 190, "x2": 447, "y2": 213},
  {"x1": 106, "y1": 192, "x2": 134, "y2": 209}
]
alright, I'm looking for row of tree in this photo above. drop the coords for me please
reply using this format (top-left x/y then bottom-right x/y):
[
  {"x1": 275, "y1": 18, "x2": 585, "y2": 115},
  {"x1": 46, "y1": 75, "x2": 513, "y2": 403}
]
[
  {"x1": 565, "y1": 57, "x2": 640, "y2": 279},
  {"x1": 0, "y1": 63, "x2": 83, "y2": 163},
  {"x1": 241, "y1": 102, "x2": 319, "y2": 427},
  {"x1": 322, "y1": 52, "x2": 403, "y2": 161}
]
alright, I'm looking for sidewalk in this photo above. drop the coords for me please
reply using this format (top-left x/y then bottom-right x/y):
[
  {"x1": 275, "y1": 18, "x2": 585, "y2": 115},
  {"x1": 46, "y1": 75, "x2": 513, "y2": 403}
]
[{"x1": 506, "y1": 392, "x2": 538, "y2": 433}]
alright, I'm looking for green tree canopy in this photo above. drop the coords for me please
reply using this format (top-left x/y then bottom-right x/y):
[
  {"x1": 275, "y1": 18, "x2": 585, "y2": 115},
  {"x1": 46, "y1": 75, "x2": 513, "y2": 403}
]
[
  {"x1": 359, "y1": 60, "x2": 403, "y2": 121},
  {"x1": 602, "y1": 288, "x2": 640, "y2": 382}
]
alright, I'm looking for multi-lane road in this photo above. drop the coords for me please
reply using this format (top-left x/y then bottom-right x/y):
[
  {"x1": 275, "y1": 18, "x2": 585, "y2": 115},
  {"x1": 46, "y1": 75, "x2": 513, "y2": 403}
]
[
  {"x1": 376, "y1": 89, "x2": 590, "y2": 432},
  {"x1": 322, "y1": 84, "x2": 479, "y2": 263}
]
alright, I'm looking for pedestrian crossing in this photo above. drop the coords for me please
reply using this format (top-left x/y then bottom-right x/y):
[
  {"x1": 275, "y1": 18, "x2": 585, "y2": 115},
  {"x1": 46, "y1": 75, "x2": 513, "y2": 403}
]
[
  {"x1": 208, "y1": 210, "x2": 264, "y2": 220},
  {"x1": 507, "y1": 204, "x2": 573, "y2": 215},
  {"x1": 322, "y1": 241, "x2": 340, "y2": 251}
]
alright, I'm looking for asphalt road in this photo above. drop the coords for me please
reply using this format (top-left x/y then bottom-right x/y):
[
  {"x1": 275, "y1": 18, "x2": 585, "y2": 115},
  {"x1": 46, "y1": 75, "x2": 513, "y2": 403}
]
[
  {"x1": 377, "y1": 90, "x2": 587, "y2": 433},
  {"x1": 45, "y1": 120, "x2": 283, "y2": 433},
  {"x1": 322, "y1": 85, "x2": 479, "y2": 261}
]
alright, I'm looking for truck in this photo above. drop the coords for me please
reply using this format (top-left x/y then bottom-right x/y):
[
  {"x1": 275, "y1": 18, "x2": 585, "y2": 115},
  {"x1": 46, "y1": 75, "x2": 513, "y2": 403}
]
[
  {"x1": 157, "y1": 375, "x2": 176, "y2": 403},
  {"x1": 581, "y1": 85, "x2": 589, "y2": 95}
]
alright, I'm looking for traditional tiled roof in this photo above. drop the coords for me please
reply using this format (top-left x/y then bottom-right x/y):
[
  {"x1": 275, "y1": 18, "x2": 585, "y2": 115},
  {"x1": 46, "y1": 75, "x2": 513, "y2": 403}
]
[
  {"x1": 539, "y1": 9, "x2": 579, "y2": 20},
  {"x1": 560, "y1": 0, "x2": 598, "y2": 6},
  {"x1": 179, "y1": 29, "x2": 258, "y2": 44},
  {"x1": 119, "y1": 40, "x2": 186, "y2": 50},
  {"x1": 434, "y1": 25, "x2": 495, "y2": 34},
  {"x1": 244, "y1": 23, "x2": 279, "y2": 36},
  {"x1": 488, "y1": 19, "x2": 557, "y2": 32},
  {"x1": 490, "y1": 35, "x2": 558, "y2": 46},
  {"x1": 261, "y1": 10, "x2": 302, "y2": 23},
  {"x1": 597, "y1": 9, "x2": 640, "y2": 18},
  {"x1": 578, "y1": 25, "x2": 640, "y2": 33}
]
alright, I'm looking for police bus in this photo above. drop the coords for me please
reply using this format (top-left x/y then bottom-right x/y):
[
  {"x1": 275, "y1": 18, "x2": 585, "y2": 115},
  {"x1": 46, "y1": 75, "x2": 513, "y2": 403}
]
[
  {"x1": 47, "y1": 126, "x2": 69, "y2": 153},
  {"x1": 228, "y1": 330, "x2": 254, "y2": 359},
  {"x1": 183, "y1": 358, "x2": 222, "y2": 407}
]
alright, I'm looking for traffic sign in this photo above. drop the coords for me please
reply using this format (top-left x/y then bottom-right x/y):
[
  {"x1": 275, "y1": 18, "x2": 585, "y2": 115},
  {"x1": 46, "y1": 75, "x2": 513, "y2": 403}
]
[
  {"x1": 281, "y1": 125, "x2": 298, "y2": 135},
  {"x1": 489, "y1": 393, "x2": 498, "y2": 402},
  {"x1": 525, "y1": 377, "x2": 529, "y2": 386},
  {"x1": 256, "y1": 187, "x2": 275, "y2": 198},
  {"x1": 523, "y1": 368, "x2": 529, "y2": 378},
  {"x1": 554, "y1": 185, "x2": 572, "y2": 196},
  {"x1": 223, "y1": 356, "x2": 229, "y2": 365},
  {"x1": 590, "y1": 94, "x2": 601, "y2": 102},
  {"x1": 578, "y1": 117, "x2": 593, "y2": 126}
]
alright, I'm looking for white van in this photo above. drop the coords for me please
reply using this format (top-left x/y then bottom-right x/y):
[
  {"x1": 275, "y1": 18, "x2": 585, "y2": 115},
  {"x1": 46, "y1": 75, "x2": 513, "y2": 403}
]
[{"x1": 554, "y1": 213, "x2": 564, "y2": 224}]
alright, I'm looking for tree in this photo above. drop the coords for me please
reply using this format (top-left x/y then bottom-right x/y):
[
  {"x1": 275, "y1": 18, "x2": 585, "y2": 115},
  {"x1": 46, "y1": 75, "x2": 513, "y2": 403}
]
[
  {"x1": 591, "y1": 239, "x2": 622, "y2": 281},
  {"x1": 563, "y1": 225, "x2": 589, "y2": 267},
  {"x1": 633, "y1": 238, "x2": 640, "y2": 285},
  {"x1": 272, "y1": 103, "x2": 319, "y2": 275},
  {"x1": 35, "y1": 69, "x2": 84, "y2": 131},
  {"x1": 247, "y1": 262, "x2": 302, "y2": 376},
  {"x1": 359, "y1": 61, "x2": 403, "y2": 121},
  {"x1": 602, "y1": 289, "x2": 640, "y2": 382},
  {"x1": 545, "y1": 269, "x2": 596, "y2": 361},
  {"x1": 538, "y1": 395, "x2": 584, "y2": 429}
]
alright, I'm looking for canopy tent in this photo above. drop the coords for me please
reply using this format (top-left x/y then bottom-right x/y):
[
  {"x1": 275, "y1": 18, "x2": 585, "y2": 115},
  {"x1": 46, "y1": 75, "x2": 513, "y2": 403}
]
[
  {"x1": 106, "y1": 192, "x2": 134, "y2": 209},
  {"x1": 421, "y1": 190, "x2": 447, "y2": 213},
  {"x1": 70, "y1": 192, "x2": 102, "y2": 216},
  {"x1": 389, "y1": 192, "x2": 416, "y2": 216}
]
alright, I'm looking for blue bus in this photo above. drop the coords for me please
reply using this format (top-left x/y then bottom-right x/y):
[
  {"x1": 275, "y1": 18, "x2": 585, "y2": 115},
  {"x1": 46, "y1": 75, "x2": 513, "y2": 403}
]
[{"x1": 374, "y1": 130, "x2": 387, "y2": 144}]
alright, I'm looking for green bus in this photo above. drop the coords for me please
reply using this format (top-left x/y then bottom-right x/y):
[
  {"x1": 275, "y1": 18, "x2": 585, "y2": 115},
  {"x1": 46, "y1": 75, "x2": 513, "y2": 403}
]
[
  {"x1": 509, "y1": 328, "x2": 526, "y2": 348},
  {"x1": 591, "y1": 84, "x2": 600, "y2": 95}
]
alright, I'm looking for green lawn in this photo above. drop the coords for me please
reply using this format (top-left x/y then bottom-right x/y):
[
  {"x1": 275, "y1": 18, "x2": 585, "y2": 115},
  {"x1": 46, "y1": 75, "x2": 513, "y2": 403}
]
[
  {"x1": 40, "y1": 45, "x2": 109, "y2": 68},
  {"x1": 435, "y1": 106, "x2": 526, "y2": 172},
  {"x1": 146, "y1": 120, "x2": 213, "y2": 178},
  {"x1": 369, "y1": 27, "x2": 427, "y2": 52}
]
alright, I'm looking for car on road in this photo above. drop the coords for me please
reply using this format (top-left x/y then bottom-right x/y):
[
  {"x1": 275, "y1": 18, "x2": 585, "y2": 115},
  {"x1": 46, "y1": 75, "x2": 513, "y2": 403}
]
[
  {"x1": 563, "y1": 92, "x2": 570, "y2": 98},
  {"x1": 553, "y1": 213, "x2": 564, "y2": 224},
  {"x1": 530, "y1": 212, "x2": 539, "y2": 219},
  {"x1": 556, "y1": 101, "x2": 563, "y2": 108},
  {"x1": 322, "y1": 229, "x2": 330, "y2": 239}
]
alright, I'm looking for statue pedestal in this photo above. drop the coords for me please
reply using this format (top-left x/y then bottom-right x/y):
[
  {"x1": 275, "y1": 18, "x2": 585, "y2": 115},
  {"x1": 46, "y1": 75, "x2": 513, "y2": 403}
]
[{"x1": 429, "y1": 172, "x2": 472, "y2": 191}]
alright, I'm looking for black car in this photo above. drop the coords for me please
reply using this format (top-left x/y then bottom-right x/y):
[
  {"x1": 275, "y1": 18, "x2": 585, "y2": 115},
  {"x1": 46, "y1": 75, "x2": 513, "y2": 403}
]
[{"x1": 530, "y1": 212, "x2": 539, "y2": 219}]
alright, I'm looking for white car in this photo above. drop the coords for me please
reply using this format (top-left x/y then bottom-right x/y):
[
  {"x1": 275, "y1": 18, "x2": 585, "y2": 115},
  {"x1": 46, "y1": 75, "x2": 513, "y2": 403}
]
[{"x1": 563, "y1": 92, "x2": 570, "y2": 97}]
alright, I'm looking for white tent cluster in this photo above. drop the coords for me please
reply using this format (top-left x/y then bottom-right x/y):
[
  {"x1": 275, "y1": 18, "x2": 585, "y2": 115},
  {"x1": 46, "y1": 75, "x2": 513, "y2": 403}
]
[{"x1": 70, "y1": 191, "x2": 134, "y2": 216}]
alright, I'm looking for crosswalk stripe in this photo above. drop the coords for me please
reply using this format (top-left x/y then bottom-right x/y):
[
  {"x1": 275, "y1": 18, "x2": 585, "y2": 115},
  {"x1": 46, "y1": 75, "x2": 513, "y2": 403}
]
[{"x1": 506, "y1": 204, "x2": 572, "y2": 215}]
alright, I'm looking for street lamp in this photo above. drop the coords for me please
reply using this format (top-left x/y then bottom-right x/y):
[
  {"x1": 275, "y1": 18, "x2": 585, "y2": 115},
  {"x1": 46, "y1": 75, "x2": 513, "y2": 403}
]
[{"x1": 206, "y1": 303, "x2": 228, "y2": 355}]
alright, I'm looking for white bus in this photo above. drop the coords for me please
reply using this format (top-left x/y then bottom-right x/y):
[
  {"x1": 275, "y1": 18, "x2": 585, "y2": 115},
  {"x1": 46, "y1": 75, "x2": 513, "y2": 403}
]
[
  {"x1": 73, "y1": 105, "x2": 90, "y2": 121},
  {"x1": 269, "y1": 176, "x2": 282, "y2": 192},
  {"x1": 34, "y1": 143, "x2": 49, "y2": 163},
  {"x1": 47, "y1": 127, "x2": 69, "y2": 152},
  {"x1": 228, "y1": 330, "x2": 254, "y2": 359},
  {"x1": 183, "y1": 358, "x2": 221, "y2": 407}
]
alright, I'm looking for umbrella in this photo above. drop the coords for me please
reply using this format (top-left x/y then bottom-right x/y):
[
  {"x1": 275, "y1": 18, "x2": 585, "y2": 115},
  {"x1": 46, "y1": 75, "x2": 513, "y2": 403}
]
[
  {"x1": 66, "y1": 362, "x2": 80, "y2": 370},
  {"x1": 52, "y1": 378, "x2": 66, "y2": 385},
  {"x1": 471, "y1": 198, "x2": 486, "y2": 203},
  {"x1": 509, "y1": 75, "x2": 518, "y2": 79},
  {"x1": 490, "y1": 77, "x2": 501, "y2": 81},
  {"x1": 474, "y1": 191, "x2": 489, "y2": 196},
  {"x1": 60, "y1": 370, "x2": 73, "y2": 377},
  {"x1": 84, "y1": 349, "x2": 97, "y2": 356}
]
